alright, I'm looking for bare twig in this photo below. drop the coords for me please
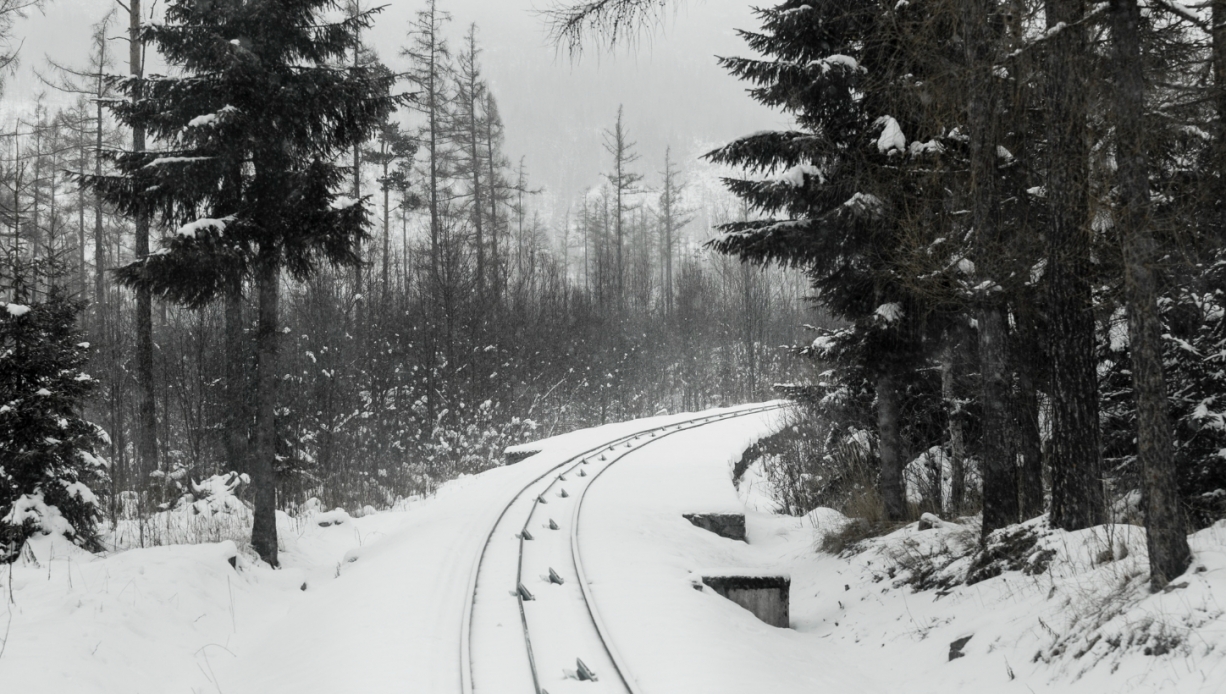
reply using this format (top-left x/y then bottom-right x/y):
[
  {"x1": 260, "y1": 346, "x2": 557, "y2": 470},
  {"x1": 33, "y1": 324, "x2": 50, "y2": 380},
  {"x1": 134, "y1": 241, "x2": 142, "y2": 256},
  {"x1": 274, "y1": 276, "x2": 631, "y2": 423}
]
[{"x1": 542, "y1": 0, "x2": 674, "y2": 56}]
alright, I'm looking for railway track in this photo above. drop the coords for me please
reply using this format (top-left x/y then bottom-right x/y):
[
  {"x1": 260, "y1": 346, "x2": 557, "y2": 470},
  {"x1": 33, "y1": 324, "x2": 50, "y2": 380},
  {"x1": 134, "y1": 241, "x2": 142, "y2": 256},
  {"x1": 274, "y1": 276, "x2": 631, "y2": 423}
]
[{"x1": 460, "y1": 403, "x2": 784, "y2": 694}]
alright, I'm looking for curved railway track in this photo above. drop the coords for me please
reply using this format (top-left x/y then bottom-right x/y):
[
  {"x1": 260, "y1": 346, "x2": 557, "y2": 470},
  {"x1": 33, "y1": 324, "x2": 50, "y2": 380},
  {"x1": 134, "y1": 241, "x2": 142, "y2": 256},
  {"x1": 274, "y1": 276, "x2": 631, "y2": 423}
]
[{"x1": 460, "y1": 403, "x2": 784, "y2": 694}]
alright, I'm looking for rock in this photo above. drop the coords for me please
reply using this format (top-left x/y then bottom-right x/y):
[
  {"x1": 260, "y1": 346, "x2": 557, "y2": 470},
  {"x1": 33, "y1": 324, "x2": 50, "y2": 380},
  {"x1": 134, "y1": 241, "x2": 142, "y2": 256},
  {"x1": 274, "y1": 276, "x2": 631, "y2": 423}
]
[
  {"x1": 918, "y1": 512, "x2": 944, "y2": 531},
  {"x1": 949, "y1": 634, "x2": 973, "y2": 660}
]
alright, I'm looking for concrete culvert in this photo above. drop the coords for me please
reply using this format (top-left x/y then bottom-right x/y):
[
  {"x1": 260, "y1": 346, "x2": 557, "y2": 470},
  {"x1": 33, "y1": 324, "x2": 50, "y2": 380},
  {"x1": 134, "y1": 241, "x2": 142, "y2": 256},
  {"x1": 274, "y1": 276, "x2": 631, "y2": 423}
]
[
  {"x1": 683, "y1": 513, "x2": 747, "y2": 542},
  {"x1": 699, "y1": 571, "x2": 790, "y2": 628}
]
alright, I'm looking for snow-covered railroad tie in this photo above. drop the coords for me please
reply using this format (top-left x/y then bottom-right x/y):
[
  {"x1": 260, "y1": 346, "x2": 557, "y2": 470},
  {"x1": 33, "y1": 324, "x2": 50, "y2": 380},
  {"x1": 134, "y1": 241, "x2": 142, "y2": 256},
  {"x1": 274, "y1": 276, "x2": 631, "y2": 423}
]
[{"x1": 461, "y1": 404, "x2": 783, "y2": 694}]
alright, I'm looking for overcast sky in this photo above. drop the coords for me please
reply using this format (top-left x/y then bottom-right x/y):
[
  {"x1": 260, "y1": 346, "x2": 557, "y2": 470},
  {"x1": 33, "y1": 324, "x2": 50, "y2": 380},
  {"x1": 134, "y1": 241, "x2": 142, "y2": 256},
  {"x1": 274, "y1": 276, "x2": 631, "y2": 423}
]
[{"x1": 7, "y1": 0, "x2": 786, "y2": 226}]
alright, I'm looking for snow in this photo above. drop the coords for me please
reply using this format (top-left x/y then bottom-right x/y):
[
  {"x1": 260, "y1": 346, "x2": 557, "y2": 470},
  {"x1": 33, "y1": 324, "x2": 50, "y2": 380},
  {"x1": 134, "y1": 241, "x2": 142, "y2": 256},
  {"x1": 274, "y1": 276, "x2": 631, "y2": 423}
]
[
  {"x1": 909, "y1": 139, "x2": 944, "y2": 157},
  {"x1": 143, "y1": 156, "x2": 210, "y2": 167},
  {"x1": 187, "y1": 106, "x2": 240, "y2": 129},
  {"x1": 776, "y1": 163, "x2": 824, "y2": 187},
  {"x1": 875, "y1": 302, "x2": 904, "y2": 323},
  {"x1": 187, "y1": 113, "x2": 217, "y2": 128},
  {"x1": 811, "y1": 54, "x2": 862, "y2": 74},
  {"x1": 330, "y1": 195, "x2": 359, "y2": 210},
  {"x1": 875, "y1": 115, "x2": 906, "y2": 155},
  {"x1": 2, "y1": 492, "x2": 75, "y2": 537},
  {"x1": 175, "y1": 216, "x2": 231, "y2": 238},
  {"x1": 4, "y1": 404, "x2": 1225, "y2": 694},
  {"x1": 6, "y1": 302, "x2": 31, "y2": 316},
  {"x1": 843, "y1": 192, "x2": 884, "y2": 216},
  {"x1": 61, "y1": 480, "x2": 98, "y2": 505}
]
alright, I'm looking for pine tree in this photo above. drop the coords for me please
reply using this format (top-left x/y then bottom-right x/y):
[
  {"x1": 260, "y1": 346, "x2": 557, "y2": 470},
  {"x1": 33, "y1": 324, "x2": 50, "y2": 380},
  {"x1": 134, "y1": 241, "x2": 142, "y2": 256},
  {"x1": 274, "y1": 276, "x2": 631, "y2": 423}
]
[
  {"x1": 80, "y1": 0, "x2": 400, "y2": 566},
  {"x1": 0, "y1": 289, "x2": 108, "y2": 561}
]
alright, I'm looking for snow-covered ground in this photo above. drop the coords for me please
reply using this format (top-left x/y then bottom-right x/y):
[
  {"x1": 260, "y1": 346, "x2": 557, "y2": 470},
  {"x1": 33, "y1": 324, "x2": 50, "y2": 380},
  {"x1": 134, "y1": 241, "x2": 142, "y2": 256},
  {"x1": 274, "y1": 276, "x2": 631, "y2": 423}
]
[{"x1": 1, "y1": 402, "x2": 1223, "y2": 693}]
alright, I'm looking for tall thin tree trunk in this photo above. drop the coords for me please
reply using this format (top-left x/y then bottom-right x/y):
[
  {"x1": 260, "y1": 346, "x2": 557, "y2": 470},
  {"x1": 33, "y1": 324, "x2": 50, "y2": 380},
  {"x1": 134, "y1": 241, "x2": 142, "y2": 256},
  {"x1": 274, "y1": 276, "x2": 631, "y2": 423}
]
[
  {"x1": 224, "y1": 280, "x2": 248, "y2": 472},
  {"x1": 31, "y1": 115, "x2": 41, "y2": 295},
  {"x1": 94, "y1": 75, "x2": 105, "y2": 333},
  {"x1": 382, "y1": 158, "x2": 390, "y2": 307},
  {"x1": 1045, "y1": 0, "x2": 1103, "y2": 531},
  {"x1": 941, "y1": 329, "x2": 967, "y2": 515},
  {"x1": 252, "y1": 259, "x2": 280, "y2": 567},
  {"x1": 1014, "y1": 303, "x2": 1046, "y2": 519},
  {"x1": 1213, "y1": 0, "x2": 1226, "y2": 239},
  {"x1": 78, "y1": 139, "x2": 86, "y2": 297},
  {"x1": 485, "y1": 93, "x2": 500, "y2": 302},
  {"x1": 877, "y1": 370, "x2": 907, "y2": 521},
  {"x1": 1110, "y1": 0, "x2": 1190, "y2": 589},
  {"x1": 131, "y1": 0, "x2": 159, "y2": 475},
  {"x1": 965, "y1": 0, "x2": 1017, "y2": 536}
]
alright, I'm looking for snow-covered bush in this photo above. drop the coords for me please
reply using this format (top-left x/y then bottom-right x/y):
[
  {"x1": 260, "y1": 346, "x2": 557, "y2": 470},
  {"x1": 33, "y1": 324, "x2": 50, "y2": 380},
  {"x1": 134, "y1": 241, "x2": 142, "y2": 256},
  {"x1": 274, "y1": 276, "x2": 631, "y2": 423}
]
[{"x1": 0, "y1": 290, "x2": 108, "y2": 560}]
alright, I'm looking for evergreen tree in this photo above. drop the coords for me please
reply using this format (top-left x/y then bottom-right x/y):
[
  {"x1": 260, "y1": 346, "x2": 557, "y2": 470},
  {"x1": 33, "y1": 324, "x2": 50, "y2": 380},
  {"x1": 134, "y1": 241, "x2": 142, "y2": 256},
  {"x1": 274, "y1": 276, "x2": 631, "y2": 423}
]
[
  {"x1": 0, "y1": 289, "x2": 107, "y2": 561},
  {"x1": 708, "y1": 0, "x2": 959, "y2": 521},
  {"x1": 81, "y1": 0, "x2": 400, "y2": 566}
]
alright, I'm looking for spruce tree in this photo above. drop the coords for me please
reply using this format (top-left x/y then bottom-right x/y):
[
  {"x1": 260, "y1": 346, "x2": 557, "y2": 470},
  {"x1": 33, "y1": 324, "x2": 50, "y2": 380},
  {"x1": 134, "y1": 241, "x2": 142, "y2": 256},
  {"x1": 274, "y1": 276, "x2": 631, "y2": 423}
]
[
  {"x1": 80, "y1": 0, "x2": 400, "y2": 566},
  {"x1": 708, "y1": 0, "x2": 960, "y2": 521},
  {"x1": 0, "y1": 290, "x2": 107, "y2": 561}
]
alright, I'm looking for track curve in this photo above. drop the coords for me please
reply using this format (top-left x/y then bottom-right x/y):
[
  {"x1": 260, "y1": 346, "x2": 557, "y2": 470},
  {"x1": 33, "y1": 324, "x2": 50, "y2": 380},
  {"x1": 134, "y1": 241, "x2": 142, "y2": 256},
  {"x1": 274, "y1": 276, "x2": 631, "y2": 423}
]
[{"x1": 462, "y1": 403, "x2": 785, "y2": 694}]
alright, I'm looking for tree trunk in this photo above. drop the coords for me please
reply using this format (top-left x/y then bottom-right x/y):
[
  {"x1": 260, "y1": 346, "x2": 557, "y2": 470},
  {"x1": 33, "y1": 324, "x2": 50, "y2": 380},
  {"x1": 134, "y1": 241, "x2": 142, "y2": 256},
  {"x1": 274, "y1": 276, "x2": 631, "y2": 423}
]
[
  {"x1": 382, "y1": 159, "x2": 391, "y2": 307},
  {"x1": 979, "y1": 308, "x2": 1019, "y2": 534},
  {"x1": 941, "y1": 329, "x2": 967, "y2": 515},
  {"x1": 1045, "y1": 0, "x2": 1103, "y2": 531},
  {"x1": 877, "y1": 370, "x2": 907, "y2": 521},
  {"x1": 1014, "y1": 305, "x2": 1046, "y2": 519},
  {"x1": 251, "y1": 259, "x2": 280, "y2": 567},
  {"x1": 1110, "y1": 0, "x2": 1190, "y2": 590},
  {"x1": 131, "y1": 0, "x2": 159, "y2": 475},
  {"x1": 78, "y1": 140, "x2": 86, "y2": 298},
  {"x1": 94, "y1": 77, "x2": 105, "y2": 333},
  {"x1": 964, "y1": 0, "x2": 1017, "y2": 536},
  {"x1": 224, "y1": 280, "x2": 248, "y2": 472},
  {"x1": 1214, "y1": 0, "x2": 1226, "y2": 236}
]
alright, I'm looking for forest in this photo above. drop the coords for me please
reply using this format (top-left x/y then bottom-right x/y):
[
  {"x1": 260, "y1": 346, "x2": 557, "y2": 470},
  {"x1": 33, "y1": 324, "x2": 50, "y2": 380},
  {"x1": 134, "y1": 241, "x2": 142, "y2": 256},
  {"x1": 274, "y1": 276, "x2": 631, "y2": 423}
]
[
  {"x1": 0, "y1": 0, "x2": 1223, "y2": 599},
  {"x1": 551, "y1": 0, "x2": 1226, "y2": 593},
  {"x1": 0, "y1": 0, "x2": 815, "y2": 566},
  {"x1": 4, "y1": 0, "x2": 1226, "y2": 691}
]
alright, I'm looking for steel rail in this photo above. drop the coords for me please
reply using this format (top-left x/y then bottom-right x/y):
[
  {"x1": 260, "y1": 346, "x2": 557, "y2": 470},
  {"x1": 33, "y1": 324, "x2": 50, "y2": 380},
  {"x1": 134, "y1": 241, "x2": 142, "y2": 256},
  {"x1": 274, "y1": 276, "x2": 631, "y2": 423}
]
[{"x1": 460, "y1": 402, "x2": 785, "y2": 694}]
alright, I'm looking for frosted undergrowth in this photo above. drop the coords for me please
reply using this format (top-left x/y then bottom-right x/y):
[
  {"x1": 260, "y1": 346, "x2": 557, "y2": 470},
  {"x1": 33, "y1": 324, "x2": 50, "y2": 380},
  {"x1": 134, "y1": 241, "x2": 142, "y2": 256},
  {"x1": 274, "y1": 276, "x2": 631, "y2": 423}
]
[{"x1": 795, "y1": 506, "x2": 1226, "y2": 691}]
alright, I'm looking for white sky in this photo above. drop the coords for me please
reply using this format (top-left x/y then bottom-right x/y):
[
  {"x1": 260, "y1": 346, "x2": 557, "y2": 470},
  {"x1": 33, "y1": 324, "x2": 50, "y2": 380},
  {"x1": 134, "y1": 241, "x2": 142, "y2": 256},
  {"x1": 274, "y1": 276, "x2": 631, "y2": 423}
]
[{"x1": 6, "y1": 0, "x2": 786, "y2": 225}]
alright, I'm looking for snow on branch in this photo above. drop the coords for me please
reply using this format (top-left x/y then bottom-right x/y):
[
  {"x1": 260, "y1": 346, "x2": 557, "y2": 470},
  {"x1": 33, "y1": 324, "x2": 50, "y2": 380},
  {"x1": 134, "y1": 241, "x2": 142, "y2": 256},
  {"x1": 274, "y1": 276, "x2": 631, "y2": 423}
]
[
  {"x1": 996, "y1": 3, "x2": 1108, "y2": 68},
  {"x1": 1148, "y1": 0, "x2": 1208, "y2": 29}
]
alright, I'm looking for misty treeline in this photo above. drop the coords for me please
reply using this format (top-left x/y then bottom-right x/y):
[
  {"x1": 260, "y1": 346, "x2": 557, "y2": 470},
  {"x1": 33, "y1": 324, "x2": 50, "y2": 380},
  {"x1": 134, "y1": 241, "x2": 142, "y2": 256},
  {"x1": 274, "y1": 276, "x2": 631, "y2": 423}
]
[
  {"x1": 0, "y1": 0, "x2": 813, "y2": 561},
  {"x1": 552, "y1": 0, "x2": 1226, "y2": 589}
]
